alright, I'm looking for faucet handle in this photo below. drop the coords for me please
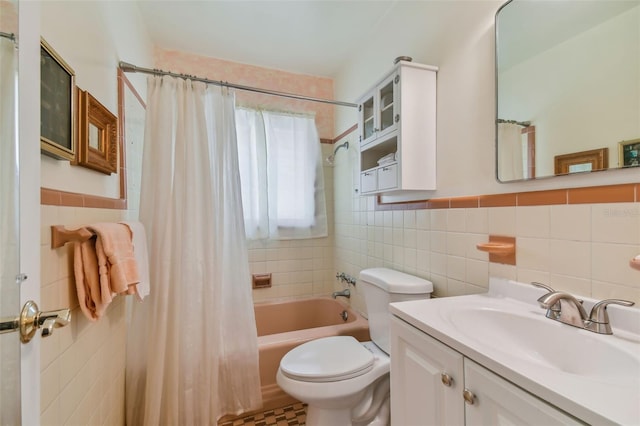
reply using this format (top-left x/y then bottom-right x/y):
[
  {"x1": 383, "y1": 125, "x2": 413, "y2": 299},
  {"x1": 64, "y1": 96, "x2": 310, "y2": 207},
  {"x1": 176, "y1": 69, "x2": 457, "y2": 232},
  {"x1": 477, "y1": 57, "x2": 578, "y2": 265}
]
[
  {"x1": 589, "y1": 299, "x2": 635, "y2": 324},
  {"x1": 531, "y1": 282, "x2": 555, "y2": 293},
  {"x1": 531, "y1": 282, "x2": 561, "y2": 314}
]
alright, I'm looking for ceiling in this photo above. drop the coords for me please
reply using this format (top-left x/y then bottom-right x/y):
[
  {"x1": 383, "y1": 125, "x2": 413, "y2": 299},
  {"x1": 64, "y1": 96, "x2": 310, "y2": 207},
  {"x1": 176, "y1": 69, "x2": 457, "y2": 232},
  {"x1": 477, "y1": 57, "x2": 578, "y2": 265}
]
[
  {"x1": 497, "y1": 0, "x2": 639, "y2": 71},
  {"x1": 135, "y1": 0, "x2": 402, "y2": 77}
]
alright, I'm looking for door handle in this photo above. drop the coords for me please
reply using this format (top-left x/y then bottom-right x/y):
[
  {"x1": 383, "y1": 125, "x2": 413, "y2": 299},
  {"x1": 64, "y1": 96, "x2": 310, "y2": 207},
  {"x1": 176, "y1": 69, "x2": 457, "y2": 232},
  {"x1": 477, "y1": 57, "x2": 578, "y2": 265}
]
[{"x1": 0, "y1": 300, "x2": 70, "y2": 343}]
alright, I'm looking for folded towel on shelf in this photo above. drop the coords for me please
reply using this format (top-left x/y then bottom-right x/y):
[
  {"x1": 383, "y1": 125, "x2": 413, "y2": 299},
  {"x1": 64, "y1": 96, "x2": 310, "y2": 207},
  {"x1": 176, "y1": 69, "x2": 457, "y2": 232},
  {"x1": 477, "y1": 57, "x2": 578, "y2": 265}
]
[
  {"x1": 73, "y1": 222, "x2": 141, "y2": 321},
  {"x1": 377, "y1": 152, "x2": 397, "y2": 165},
  {"x1": 121, "y1": 221, "x2": 150, "y2": 301}
]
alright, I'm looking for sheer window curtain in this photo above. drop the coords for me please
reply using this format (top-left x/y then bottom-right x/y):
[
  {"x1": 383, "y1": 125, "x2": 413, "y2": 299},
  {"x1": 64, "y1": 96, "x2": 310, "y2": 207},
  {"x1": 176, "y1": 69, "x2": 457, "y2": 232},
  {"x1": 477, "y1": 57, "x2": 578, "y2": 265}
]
[
  {"x1": 235, "y1": 108, "x2": 328, "y2": 240},
  {"x1": 126, "y1": 76, "x2": 262, "y2": 426}
]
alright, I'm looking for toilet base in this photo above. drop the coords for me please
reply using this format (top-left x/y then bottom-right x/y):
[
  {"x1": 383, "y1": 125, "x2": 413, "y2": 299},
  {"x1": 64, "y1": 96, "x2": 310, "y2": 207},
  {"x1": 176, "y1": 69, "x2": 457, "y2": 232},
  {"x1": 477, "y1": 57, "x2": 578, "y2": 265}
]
[
  {"x1": 306, "y1": 406, "x2": 353, "y2": 426},
  {"x1": 304, "y1": 391, "x2": 390, "y2": 426}
]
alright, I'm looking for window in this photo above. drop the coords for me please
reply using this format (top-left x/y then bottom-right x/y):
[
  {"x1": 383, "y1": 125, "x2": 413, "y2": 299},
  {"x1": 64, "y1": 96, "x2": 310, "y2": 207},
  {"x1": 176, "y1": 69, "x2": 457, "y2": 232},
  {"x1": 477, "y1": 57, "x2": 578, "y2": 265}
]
[{"x1": 235, "y1": 108, "x2": 328, "y2": 240}]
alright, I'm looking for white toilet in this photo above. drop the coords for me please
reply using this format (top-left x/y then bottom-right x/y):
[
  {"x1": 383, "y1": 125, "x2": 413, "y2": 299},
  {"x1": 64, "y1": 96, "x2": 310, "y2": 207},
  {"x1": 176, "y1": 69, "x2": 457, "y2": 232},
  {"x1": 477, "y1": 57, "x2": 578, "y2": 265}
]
[{"x1": 276, "y1": 268, "x2": 433, "y2": 426}]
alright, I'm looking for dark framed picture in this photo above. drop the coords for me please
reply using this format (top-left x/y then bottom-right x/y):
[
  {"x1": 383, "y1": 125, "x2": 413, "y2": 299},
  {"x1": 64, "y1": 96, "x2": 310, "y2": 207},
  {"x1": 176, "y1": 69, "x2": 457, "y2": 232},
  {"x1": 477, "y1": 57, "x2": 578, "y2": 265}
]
[
  {"x1": 75, "y1": 88, "x2": 118, "y2": 174},
  {"x1": 619, "y1": 139, "x2": 640, "y2": 168},
  {"x1": 40, "y1": 38, "x2": 75, "y2": 160}
]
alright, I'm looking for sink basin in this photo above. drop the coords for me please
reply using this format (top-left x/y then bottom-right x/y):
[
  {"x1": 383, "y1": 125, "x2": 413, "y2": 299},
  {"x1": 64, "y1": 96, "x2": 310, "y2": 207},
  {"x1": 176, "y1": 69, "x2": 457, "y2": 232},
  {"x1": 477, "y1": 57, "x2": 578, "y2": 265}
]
[{"x1": 447, "y1": 307, "x2": 640, "y2": 383}]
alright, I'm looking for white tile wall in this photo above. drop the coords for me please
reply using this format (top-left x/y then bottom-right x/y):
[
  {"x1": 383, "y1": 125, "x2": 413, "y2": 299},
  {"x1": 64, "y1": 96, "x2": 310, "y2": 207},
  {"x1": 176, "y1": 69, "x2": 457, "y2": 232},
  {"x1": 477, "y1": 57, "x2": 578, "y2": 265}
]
[
  {"x1": 40, "y1": 206, "x2": 127, "y2": 425},
  {"x1": 249, "y1": 144, "x2": 336, "y2": 302},
  {"x1": 333, "y1": 161, "x2": 640, "y2": 314}
]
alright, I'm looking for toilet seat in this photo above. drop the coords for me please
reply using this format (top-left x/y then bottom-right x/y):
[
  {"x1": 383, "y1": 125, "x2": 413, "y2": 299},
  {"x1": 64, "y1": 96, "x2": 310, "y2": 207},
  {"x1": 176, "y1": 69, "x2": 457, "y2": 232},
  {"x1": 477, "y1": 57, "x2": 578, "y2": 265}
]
[{"x1": 280, "y1": 336, "x2": 375, "y2": 383}]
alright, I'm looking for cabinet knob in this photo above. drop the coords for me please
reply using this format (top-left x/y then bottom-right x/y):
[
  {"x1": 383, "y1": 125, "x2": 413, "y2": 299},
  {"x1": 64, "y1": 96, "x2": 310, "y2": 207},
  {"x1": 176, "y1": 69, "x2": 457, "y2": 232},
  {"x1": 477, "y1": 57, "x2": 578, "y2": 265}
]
[
  {"x1": 463, "y1": 389, "x2": 476, "y2": 405},
  {"x1": 441, "y1": 373, "x2": 453, "y2": 387}
]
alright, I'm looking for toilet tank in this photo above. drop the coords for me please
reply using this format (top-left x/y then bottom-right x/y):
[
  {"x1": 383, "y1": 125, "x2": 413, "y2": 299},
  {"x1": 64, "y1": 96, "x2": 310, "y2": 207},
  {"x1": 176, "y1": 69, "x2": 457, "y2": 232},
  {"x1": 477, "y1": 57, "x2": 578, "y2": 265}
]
[
  {"x1": 359, "y1": 268, "x2": 433, "y2": 354},
  {"x1": 358, "y1": 268, "x2": 433, "y2": 354}
]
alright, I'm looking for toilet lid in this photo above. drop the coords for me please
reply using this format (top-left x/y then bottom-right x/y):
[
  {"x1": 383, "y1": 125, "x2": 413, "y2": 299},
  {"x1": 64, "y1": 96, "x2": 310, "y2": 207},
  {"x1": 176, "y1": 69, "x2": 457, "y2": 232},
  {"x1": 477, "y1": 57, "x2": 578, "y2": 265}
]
[{"x1": 280, "y1": 336, "x2": 374, "y2": 383}]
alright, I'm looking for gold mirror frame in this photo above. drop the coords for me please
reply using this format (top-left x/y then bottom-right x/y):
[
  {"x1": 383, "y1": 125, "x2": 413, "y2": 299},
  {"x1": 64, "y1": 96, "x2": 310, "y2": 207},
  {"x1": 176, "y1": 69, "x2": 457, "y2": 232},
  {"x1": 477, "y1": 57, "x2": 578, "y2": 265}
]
[{"x1": 75, "y1": 88, "x2": 118, "y2": 174}]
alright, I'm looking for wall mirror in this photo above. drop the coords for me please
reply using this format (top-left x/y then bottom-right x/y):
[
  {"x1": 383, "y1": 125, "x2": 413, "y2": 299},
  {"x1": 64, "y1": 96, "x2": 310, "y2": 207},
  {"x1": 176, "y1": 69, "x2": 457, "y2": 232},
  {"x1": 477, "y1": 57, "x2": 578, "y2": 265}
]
[
  {"x1": 0, "y1": 0, "x2": 21, "y2": 423},
  {"x1": 496, "y1": 0, "x2": 640, "y2": 182}
]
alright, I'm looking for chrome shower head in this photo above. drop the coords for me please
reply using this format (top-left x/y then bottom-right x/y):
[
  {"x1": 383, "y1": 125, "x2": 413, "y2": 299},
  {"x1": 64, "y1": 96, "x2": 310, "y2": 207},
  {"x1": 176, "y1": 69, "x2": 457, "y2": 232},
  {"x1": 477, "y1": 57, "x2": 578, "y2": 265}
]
[{"x1": 326, "y1": 141, "x2": 349, "y2": 165}]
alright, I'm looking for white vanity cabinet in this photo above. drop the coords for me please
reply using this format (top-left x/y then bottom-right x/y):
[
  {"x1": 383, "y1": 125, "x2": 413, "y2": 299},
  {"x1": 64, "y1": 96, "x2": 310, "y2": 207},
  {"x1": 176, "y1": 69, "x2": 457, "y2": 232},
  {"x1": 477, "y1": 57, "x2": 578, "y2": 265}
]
[
  {"x1": 390, "y1": 315, "x2": 464, "y2": 425},
  {"x1": 390, "y1": 317, "x2": 583, "y2": 426},
  {"x1": 357, "y1": 61, "x2": 437, "y2": 195}
]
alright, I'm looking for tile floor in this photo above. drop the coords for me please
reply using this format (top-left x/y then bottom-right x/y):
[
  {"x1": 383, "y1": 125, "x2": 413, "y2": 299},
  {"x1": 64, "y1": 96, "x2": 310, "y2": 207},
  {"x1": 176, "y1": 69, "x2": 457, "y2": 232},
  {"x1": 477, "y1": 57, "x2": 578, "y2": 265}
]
[{"x1": 219, "y1": 403, "x2": 307, "y2": 426}]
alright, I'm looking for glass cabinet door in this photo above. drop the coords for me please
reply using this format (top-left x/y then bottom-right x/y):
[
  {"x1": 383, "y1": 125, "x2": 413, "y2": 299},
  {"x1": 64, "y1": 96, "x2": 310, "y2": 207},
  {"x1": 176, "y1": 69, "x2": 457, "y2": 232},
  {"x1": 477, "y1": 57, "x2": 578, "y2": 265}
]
[
  {"x1": 359, "y1": 93, "x2": 376, "y2": 146},
  {"x1": 377, "y1": 72, "x2": 398, "y2": 139}
]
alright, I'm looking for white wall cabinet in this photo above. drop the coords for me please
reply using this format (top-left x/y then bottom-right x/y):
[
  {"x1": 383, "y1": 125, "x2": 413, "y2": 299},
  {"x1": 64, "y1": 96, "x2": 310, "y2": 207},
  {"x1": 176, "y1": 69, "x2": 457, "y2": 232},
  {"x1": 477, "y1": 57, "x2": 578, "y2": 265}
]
[
  {"x1": 357, "y1": 61, "x2": 437, "y2": 195},
  {"x1": 390, "y1": 317, "x2": 583, "y2": 426}
]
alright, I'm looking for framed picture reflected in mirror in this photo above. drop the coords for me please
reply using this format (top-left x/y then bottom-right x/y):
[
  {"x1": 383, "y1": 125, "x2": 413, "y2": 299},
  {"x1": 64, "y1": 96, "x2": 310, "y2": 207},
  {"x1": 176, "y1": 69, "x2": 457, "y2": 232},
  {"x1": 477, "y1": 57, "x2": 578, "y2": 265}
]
[
  {"x1": 554, "y1": 148, "x2": 609, "y2": 176},
  {"x1": 619, "y1": 139, "x2": 640, "y2": 168}
]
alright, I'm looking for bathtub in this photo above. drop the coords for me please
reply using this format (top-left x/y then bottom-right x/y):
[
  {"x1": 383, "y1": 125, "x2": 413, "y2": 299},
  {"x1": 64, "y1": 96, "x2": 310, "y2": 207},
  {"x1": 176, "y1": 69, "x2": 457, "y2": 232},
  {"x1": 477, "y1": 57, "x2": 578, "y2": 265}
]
[{"x1": 255, "y1": 297, "x2": 370, "y2": 412}]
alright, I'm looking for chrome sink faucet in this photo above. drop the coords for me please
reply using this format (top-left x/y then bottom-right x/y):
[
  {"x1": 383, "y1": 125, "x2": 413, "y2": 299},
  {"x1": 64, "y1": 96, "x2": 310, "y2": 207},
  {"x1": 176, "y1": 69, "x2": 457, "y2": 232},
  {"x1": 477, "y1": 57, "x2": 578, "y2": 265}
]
[
  {"x1": 532, "y1": 282, "x2": 635, "y2": 334},
  {"x1": 537, "y1": 291, "x2": 589, "y2": 328}
]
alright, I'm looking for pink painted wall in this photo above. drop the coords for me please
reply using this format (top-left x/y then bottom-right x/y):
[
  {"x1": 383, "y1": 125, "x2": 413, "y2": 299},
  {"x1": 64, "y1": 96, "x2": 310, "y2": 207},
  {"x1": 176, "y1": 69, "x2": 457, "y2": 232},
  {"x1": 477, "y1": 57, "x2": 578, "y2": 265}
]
[
  {"x1": 154, "y1": 47, "x2": 335, "y2": 139},
  {"x1": 0, "y1": 1, "x2": 18, "y2": 34}
]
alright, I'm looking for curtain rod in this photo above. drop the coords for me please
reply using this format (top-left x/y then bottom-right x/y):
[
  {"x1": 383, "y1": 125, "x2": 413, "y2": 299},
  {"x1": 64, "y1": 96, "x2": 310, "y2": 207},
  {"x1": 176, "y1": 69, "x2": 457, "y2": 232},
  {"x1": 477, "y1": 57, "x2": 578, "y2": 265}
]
[
  {"x1": 497, "y1": 118, "x2": 531, "y2": 127},
  {"x1": 0, "y1": 32, "x2": 15, "y2": 41},
  {"x1": 119, "y1": 61, "x2": 358, "y2": 108}
]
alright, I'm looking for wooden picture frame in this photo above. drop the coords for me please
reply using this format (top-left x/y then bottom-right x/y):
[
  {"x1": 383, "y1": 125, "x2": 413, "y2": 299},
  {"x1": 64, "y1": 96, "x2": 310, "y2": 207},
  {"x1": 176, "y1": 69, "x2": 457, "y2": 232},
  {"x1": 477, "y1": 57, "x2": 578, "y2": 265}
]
[
  {"x1": 40, "y1": 38, "x2": 76, "y2": 160},
  {"x1": 618, "y1": 139, "x2": 640, "y2": 168},
  {"x1": 75, "y1": 88, "x2": 118, "y2": 174},
  {"x1": 554, "y1": 148, "x2": 608, "y2": 175}
]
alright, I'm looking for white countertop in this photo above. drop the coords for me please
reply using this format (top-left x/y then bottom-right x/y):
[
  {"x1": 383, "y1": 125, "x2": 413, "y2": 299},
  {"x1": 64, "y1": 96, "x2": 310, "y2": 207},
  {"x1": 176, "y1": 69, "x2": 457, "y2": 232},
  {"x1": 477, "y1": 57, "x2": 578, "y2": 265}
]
[{"x1": 389, "y1": 278, "x2": 640, "y2": 426}]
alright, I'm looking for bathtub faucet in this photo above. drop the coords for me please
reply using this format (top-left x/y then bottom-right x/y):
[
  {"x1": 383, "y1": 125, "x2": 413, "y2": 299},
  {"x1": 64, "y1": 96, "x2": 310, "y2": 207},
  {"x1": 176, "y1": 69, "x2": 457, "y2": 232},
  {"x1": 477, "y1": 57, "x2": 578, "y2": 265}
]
[
  {"x1": 332, "y1": 288, "x2": 351, "y2": 299},
  {"x1": 336, "y1": 272, "x2": 357, "y2": 286}
]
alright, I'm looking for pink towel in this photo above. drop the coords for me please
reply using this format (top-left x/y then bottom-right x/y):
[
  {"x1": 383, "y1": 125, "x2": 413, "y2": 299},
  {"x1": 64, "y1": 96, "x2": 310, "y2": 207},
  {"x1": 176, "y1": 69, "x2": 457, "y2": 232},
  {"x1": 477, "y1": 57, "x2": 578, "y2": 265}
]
[
  {"x1": 74, "y1": 239, "x2": 109, "y2": 321},
  {"x1": 88, "y1": 223, "x2": 140, "y2": 297},
  {"x1": 73, "y1": 223, "x2": 140, "y2": 321}
]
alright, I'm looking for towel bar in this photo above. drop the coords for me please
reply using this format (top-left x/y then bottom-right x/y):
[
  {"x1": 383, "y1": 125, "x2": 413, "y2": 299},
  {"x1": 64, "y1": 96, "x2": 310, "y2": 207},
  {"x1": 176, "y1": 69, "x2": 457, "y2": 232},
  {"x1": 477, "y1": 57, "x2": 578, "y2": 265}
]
[{"x1": 51, "y1": 225, "x2": 94, "y2": 249}]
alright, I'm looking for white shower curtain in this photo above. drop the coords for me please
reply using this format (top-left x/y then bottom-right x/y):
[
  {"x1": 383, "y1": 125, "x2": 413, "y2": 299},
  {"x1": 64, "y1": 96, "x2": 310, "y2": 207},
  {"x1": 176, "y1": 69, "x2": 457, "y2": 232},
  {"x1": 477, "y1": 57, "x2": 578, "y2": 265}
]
[
  {"x1": 497, "y1": 122, "x2": 525, "y2": 181},
  {"x1": 126, "y1": 75, "x2": 262, "y2": 425}
]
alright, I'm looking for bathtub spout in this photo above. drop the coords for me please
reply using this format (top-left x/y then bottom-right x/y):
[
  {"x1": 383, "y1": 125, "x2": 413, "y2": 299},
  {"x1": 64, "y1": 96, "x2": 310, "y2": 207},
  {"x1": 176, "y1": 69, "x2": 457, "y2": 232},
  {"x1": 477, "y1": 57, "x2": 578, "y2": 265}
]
[{"x1": 332, "y1": 289, "x2": 351, "y2": 299}]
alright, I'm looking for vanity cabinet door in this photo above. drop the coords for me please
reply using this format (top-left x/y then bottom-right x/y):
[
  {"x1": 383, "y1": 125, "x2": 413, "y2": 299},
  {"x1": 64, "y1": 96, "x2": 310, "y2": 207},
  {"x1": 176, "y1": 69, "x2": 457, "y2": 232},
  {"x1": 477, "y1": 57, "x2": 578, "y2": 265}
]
[
  {"x1": 390, "y1": 317, "x2": 464, "y2": 426},
  {"x1": 463, "y1": 359, "x2": 584, "y2": 426}
]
